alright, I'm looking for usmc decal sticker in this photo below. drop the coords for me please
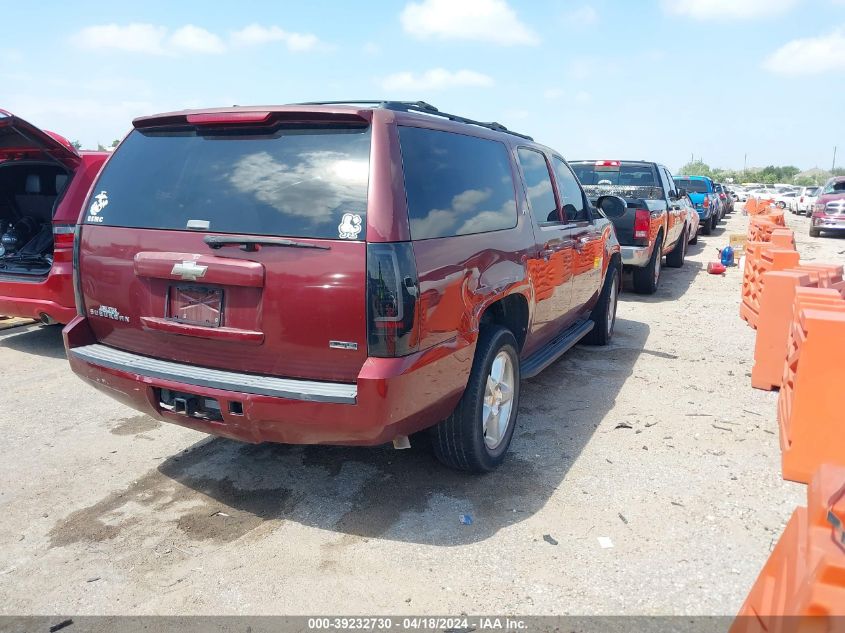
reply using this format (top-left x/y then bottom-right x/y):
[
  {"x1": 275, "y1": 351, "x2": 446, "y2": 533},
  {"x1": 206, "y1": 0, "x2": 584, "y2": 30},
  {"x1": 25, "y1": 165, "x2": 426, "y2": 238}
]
[
  {"x1": 86, "y1": 191, "x2": 109, "y2": 223},
  {"x1": 338, "y1": 213, "x2": 362, "y2": 239}
]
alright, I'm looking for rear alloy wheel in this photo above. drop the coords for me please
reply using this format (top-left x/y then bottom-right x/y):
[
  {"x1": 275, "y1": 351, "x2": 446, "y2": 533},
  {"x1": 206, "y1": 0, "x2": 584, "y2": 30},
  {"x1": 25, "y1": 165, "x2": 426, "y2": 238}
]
[
  {"x1": 809, "y1": 226, "x2": 822, "y2": 238},
  {"x1": 432, "y1": 326, "x2": 520, "y2": 472},
  {"x1": 632, "y1": 236, "x2": 662, "y2": 295},
  {"x1": 584, "y1": 259, "x2": 620, "y2": 346},
  {"x1": 665, "y1": 230, "x2": 686, "y2": 268},
  {"x1": 702, "y1": 215, "x2": 713, "y2": 235}
]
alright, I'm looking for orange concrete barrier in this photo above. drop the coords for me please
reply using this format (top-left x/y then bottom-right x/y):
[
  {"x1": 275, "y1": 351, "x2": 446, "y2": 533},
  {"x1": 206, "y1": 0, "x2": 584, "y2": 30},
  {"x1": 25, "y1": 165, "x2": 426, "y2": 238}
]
[
  {"x1": 749, "y1": 218, "x2": 791, "y2": 242},
  {"x1": 751, "y1": 271, "x2": 817, "y2": 390},
  {"x1": 741, "y1": 244, "x2": 801, "y2": 328},
  {"x1": 731, "y1": 463, "x2": 845, "y2": 628},
  {"x1": 778, "y1": 306, "x2": 845, "y2": 483},
  {"x1": 751, "y1": 268, "x2": 845, "y2": 390}
]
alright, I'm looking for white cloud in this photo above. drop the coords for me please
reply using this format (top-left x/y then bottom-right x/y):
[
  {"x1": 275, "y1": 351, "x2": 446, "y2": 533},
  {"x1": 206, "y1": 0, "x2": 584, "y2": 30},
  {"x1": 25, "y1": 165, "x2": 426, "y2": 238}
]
[
  {"x1": 662, "y1": 0, "x2": 798, "y2": 19},
  {"x1": 400, "y1": 0, "x2": 539, "y2": 45},
  {"x1": 169, "y1": 25, "x2": 225, "y2": 54},
  {"x1": 73, "y1": 22, "x2": 324, "y2": 55},
  {"x1": 763, "y1": 27, "x2": 845, "y2": 75},
  {"x1": 230, "y1": 24, "x2": 321, "y2": 52},
  {"x1": 380, "y1": 68, "x2": 494, "y2": 91},
  {"x1": 72, "y1": 23, "x2": 168, "y2": 55},
  {"x1": 564, "y1": 5, "x2": 599, "y2": 26}
]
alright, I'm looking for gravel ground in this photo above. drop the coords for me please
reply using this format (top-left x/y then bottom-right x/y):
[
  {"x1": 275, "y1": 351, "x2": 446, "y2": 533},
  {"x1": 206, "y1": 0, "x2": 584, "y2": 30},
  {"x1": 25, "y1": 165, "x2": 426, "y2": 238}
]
[{"x1": 1, "y1": 206, "x2": 842, "y2": 615}]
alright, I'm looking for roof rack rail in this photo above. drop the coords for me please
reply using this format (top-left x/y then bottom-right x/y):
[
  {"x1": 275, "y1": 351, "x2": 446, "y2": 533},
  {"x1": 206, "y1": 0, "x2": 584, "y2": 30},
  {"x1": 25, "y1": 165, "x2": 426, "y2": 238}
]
[{"x1": 293, "y1": 100, "x2": 534, "y2": 141}]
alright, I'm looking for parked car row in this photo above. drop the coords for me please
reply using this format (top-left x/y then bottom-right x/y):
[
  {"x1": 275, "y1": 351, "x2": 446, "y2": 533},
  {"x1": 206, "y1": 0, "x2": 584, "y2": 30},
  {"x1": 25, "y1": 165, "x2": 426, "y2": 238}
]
[
  {"x1": 1, "y1": 103, "x2": 714, "y2": 472},
  {"x1": 740, "y1": 178, "x2": 845, "y2": 239}
]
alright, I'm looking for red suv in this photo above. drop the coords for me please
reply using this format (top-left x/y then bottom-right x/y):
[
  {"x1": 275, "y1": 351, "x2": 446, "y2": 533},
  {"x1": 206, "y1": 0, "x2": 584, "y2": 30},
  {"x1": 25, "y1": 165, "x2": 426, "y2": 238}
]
[
  {"x1": 0, "y1": 111, "x2": 108, "y2": 324},
  {"x1": 65, "y1": 101, "x2": 621, "y2": 471}
]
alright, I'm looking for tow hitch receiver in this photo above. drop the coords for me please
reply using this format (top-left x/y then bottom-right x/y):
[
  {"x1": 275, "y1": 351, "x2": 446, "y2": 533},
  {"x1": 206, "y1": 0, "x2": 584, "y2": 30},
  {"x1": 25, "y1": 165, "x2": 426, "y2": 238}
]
[{"x1": 158, "y1": 388, "x2": 223, "y2": 422}]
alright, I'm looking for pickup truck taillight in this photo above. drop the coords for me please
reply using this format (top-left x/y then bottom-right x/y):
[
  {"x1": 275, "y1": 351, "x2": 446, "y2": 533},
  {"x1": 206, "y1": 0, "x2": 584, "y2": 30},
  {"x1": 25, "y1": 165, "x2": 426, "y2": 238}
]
[
  {"x1": 634, "y1": 209, "x2": 650, "y2": 240},
  {"x1": 703, "y1": 197, "x2": 710, "y2": 209},
  {"x1": 367, "y1": 243, "x2": 420, "y2": 357}
]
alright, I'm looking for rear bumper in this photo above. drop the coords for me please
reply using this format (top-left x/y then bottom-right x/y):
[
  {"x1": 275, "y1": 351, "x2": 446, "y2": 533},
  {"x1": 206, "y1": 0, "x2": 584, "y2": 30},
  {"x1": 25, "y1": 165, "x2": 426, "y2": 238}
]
[
  {"x1": 63, "y1": 316, "x2": 474, "y2": 446},
  {"x1": 620, "y1": 244, "x2": 653, "y2": 267},
  {"x1": 0, "y1": 263, "x2": 76, "y2": 323}
]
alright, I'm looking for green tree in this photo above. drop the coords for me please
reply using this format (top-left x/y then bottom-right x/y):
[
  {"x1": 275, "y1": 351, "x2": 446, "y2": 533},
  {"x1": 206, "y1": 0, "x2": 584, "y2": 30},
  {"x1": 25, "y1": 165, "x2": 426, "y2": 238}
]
[
  {"x1": 71, "y1": 140, "x2": 82, "y2": 150},
  {"x1": 677, "y1": 160, "x2": 712, "y2": 177}
]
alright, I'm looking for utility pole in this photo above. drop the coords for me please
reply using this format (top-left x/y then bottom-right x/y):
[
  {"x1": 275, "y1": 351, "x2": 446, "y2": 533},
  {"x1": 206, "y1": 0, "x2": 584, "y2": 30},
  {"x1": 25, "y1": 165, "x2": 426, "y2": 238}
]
[
  {"x1": 833, "y1": 146, "x2": 837, "y2": 172},
  {"x1": 743, "y1": 153, "x2": 747, "y2": 180}
]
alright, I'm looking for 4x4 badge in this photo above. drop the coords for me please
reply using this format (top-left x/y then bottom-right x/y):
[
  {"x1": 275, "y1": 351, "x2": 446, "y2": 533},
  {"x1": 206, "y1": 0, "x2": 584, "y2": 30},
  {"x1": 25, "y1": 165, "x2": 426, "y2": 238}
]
[{"x1": 171, "y1": 260, "x2": 208, "y2": 281}]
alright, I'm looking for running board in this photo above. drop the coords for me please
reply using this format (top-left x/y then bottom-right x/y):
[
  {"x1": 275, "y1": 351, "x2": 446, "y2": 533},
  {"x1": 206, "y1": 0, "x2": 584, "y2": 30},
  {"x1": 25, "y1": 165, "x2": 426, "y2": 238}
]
[{"x1": 521, "y1": 319, "x2": 594, "y2": 379}]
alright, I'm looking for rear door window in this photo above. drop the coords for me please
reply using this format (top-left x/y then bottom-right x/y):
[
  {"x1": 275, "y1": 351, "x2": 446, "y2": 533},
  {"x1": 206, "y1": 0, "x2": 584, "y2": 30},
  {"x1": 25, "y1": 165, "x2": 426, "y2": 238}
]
[
  {"x1": 398, "y1": 126, "x2": 518, "y2": 240},
  {"x1": 84, "y1": 124, "x2": 372, "y2": 240},
  {"x1": 518, "y1": 148, "x2": 559, "y2": 225},
  {"x1": 551, "y1": 157, "x2": 589, "y2": 222}
]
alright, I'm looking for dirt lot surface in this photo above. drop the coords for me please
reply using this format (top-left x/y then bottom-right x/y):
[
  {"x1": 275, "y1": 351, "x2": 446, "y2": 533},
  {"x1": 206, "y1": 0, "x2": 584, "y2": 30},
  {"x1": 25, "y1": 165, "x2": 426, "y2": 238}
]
[{"x1": 1, "y1": 207, "x2": 842, "y2": 615}]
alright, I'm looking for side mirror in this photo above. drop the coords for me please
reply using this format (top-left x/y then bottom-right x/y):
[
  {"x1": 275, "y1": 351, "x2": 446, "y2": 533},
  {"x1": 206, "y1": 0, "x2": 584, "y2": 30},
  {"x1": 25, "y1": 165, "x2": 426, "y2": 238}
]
[
  {"x1": 596, "y1": 195, "x2": 627, "y2": 218},
  {"x1": 667, "y1": 189, "x2": 678, "y2": 200},
  {"x1": 677, "y1": 187, "x2": 687, "y2": 197}
]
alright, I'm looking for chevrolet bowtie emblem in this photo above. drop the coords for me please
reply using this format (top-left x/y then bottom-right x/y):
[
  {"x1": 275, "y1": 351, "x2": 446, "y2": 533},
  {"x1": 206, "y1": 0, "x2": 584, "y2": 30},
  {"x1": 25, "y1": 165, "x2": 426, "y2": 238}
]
[{"x1": 171, "y1": 260, "x2": 208, "y2": 281}]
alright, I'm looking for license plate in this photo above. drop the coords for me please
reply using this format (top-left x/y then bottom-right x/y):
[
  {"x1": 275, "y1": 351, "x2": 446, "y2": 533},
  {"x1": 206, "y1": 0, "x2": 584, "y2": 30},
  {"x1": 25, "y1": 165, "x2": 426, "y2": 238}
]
[{"x1": 167, "y1": 285, "x2": 223, "y2": 327}]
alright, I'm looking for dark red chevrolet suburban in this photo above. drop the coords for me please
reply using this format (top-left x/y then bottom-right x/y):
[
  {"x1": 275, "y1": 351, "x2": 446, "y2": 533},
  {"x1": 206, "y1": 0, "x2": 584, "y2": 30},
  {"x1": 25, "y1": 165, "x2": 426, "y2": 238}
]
[{"x1": 64, "y1": 101, "x2": 621, "y2": 471}]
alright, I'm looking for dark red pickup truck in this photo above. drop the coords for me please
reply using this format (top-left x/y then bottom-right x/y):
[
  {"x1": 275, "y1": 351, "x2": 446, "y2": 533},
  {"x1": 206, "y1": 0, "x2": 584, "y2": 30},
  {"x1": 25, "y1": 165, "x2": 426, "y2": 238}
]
[{"x1": 65, "y1": 101, "x2": 622, "y2": 472}]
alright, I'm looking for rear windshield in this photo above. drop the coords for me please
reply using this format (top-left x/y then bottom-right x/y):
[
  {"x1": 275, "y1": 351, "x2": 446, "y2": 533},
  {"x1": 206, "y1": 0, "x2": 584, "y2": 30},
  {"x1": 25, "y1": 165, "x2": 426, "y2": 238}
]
[
  {"x1": 674, "y1": 178, "x2": 709, "y2": 193},
  {"x1": 84, "y1": 124, "x2": 371, "y2": 240},
  {"x1": 570, "y1": 162, "x2": 657, "y2": 187}
]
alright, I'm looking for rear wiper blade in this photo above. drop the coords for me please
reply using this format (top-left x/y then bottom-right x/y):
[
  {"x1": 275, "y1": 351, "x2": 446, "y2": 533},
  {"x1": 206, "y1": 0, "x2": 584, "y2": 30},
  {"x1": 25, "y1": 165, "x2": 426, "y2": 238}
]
[{"x1": 203, "y1": 235, "x2": 331, "y2": 252}]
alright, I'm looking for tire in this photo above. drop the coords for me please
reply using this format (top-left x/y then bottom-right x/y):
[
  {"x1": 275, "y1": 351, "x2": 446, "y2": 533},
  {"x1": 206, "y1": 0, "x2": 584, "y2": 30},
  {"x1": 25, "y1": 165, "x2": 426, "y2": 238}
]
[
  {"x1": 665, "y1": 229, "x2": 686, "y2": 268},
  {"x1": 584, "y1": 258, "x2": 620, "y2": 346},
  {"x1": 777, "y1": 201, "x2": 786, "y2": 209},
  {"x1": 632, "y1": 235, "x2": 663, "y2": 295},
  {"x1": 809, "y1": 226, "x2": 822, "y2": 238},
  {"x1": 711, "y1": 213, "x2": 719, "y2": 231},
  {"x1": 702, "y1": 214, "x2": 713, "y2": 235},
  {"x1": 431, "y1": 326, "x2": 520, "y2": 472},
  {"x1": 690, "y1": 228, "x2": 698, "y2": 245}
]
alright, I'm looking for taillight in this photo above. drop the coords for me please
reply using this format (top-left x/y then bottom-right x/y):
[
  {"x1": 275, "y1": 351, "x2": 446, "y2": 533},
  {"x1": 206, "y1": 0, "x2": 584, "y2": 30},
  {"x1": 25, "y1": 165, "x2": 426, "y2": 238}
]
[
  {"x1": 800, "y1": 196, "x2": 804, "y2": 202},
  {"x1": 52, "y1": 224, "x2": 75, "y2": 249},
  {"x1": 367, "y1": 243, "x2": 420, "y2": 357},
  {"x1": 703, "y1": 197, "x2": 710, "y2": 208},
  {"x1": 73, "y1": 224, "x2": 85, "y2": 317},
  {"x1": 719, "y1": 193, "x2": 726, "y2": 200},
  {"x1": 634, "y1": 209, "x2": 650, "y2": 240}
]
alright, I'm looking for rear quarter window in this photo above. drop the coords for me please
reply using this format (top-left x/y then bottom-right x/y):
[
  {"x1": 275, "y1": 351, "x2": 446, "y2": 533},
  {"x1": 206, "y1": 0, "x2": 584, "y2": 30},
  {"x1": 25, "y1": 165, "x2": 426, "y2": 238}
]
[
  {"x1": 398, "y1": 126, "x2": 518, "y2": 240},
  {"x1": 83, "y1": 124, "x2": 371, "y2": 240}
]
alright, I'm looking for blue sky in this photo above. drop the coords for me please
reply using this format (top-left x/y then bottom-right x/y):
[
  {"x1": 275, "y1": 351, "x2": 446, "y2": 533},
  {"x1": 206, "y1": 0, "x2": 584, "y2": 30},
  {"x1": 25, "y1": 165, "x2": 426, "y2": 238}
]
[{"x1": 2, "y1": 0, "x2": 843, "y2": 172}]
